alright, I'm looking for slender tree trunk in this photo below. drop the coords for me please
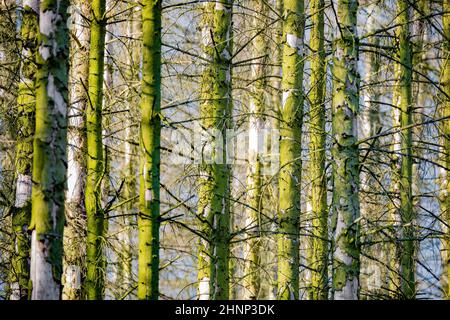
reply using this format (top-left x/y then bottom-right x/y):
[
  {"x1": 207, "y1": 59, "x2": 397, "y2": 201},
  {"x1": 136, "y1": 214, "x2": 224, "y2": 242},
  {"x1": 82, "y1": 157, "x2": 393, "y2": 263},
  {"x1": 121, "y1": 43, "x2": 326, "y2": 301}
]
[
  {"x1": 117, "y1": 4, "x2": 140, "y2": 298},
  {"x1": 243, "y1": 0, "x2": 268, "y2": 300},
  {"x1": 277, "y1": 0, "x2": 305, "y2": 300},
  {"x1": 359, "y1": 6, "x2": 385, "y2": 298},
  {"x1": 85, "y1": 0, "x2": 106, "y2": 300},
  {"x1": 63, "y1": 0, "x2": 89, "y2": 300},
  {"x1": 265, "y1": 0, "x2": 282, "y2": 300},
  {"x1": 197, "y1": 2, "x2": 213, "y2": 300},
  {"x1": 197, "y1": 0, "x2": 233, "y2": 300},
  {"x1": 118, "y1": 124, "x2": 134, "y2": 297},
  {"x1": 101, "y1": 25, "x2": 112, "y2": 209},
  {"x1": 29, "y1": 0, "x2": 69, "y2": 300},
  {"x1": 331, "y1": 0, "x2": 360, "y2": 300},
  {"x1": 388, "y1": 60, "x2": 402, "y2": 296},
  {"x1": 394, "y1": 1, "x2": 415, "y2": 299},
  {"x1": 307, "y1": 0, "x2": 327, "y2": 300},
  {"x1": 10, "y1": 0, "x2": 38, "y2": 300},
  {"x1": 441, "y1": 0, "x2": 450, "y2": 300},
  {"x1": 138, "y1": 0, "x2": 161, "y2": 300}
]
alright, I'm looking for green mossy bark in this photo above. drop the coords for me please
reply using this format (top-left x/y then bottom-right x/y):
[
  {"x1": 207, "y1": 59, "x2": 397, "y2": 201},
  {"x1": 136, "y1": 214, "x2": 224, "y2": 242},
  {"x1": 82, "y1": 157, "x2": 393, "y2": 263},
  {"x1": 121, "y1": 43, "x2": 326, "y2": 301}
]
[
  {"x1": 307, "y1": 0, "x2": 327, "y2": 301},
  {"x1": 393, "y1": 1, "x2": 415, "y2": 299},
  {"x1": 277, "y1": 0, "x2": 304, "y2": 300},
  {"x1": 138, "y1": 0, "x2": 162, "y2": 300},
  {"x1": 331, "y1": 0, "x2": 360, "y2": 300},
  {"x1": 197, "y1": 0, "x2": 233, "y2": 300},
  {"x1": 85, "y1": 0, "x2": 106, "y2": 300},
  {"x1": 11, "y1": 0, "x2": 38, "y2": 300},
  {"x1": 30, "y1": 0, "x2": 69, "y2": 299}
]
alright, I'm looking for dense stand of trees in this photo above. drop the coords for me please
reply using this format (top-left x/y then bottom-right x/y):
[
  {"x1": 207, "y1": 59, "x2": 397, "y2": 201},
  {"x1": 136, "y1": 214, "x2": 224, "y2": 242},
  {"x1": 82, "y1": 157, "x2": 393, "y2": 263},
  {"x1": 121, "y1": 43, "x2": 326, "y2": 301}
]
[{"x1": 0, "y1": 0, "x2": 449, "y2": 300}]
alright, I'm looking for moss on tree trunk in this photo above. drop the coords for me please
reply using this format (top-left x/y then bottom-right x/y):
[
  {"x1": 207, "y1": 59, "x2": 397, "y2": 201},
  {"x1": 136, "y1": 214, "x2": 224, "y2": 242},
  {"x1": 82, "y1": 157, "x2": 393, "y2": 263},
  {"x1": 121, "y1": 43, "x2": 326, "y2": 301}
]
[
  {"x1": 29, "y1": 0, "x2": 69, "y2": 300},
  {"x1": 11, "y1": 0, "x2": 39, "y2": 300},
  {"x1": 307, "y1": 0, "x2": 328, "y2": 301},
  {"x1": 85, "y1": 0, "x2": 107, "y2": 300},
  {"x1": 197, "y1": 0, "x2": 233, "y2": 300},
  {"x1": 277, "y1": 0, "x2": 305, "y2": 300},
  {"x1": 331, "y1": 0, "x2": 360, "y2": 300},
  {"x1": 138, "y1": 0, "x2": 162, "y2": 300}
]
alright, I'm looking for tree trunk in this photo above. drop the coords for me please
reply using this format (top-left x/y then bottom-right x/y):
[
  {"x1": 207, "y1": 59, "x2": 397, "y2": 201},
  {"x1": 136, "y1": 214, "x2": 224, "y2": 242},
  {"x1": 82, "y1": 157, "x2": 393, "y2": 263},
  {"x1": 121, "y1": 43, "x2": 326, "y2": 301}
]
[
  {"x1": 243, "y1": 0, "x2": 269, "y2": 300},
  {"x1": 116, "y1": 4, "x2": 140, "y2": 298},
  {"x1": 277, "y1": 0, "x2": 305, "y2": 300},
  {"x1": 29, "y1": 0, "x2": 69, "y2": 300},
  {"x1": 10, "y1": 0, "x2": 38, "y2": 300},
  {"x1": 307, "y1": 0, "x2": 327, "y2": 300},
  {"x1": 138, "y1": 0, "x2": 162, "y2": 300},
  {"x1": 393, "y1": 1, "x2": 415, "y2": 299},
  {"x1": 63, "y1": 0, "x2": 89, "y2": 300},
  {"x1": 359, "y1": 5, "x2": 385, "y2": 298},
  {"x1": 441, "y1": 0, "x2": 450, "y2": 300},
  {"x1": 85, "y1": 0, "x2": 106, "y2": 300},
  {"x1": 331, "y1": 0, "x2": 360, "y2": 300},
  {"x1": 197, "y1": 0, "x2": 233, "y2": 300}
]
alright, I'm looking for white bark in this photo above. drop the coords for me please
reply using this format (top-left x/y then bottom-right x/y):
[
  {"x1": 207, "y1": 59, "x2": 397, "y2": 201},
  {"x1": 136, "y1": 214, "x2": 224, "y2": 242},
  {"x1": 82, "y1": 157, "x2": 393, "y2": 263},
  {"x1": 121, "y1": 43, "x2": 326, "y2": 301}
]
[
  {"x1": 63, "y1": 2, "x2": 88, "y2": 299},
  {"x1": 30, "y1": 231, "x2": 60, "y2": 300},
  {"x1": 198, "y1": 277, "x2": 210, "y2": 300},
  {"x1": 15, "y1": 174, "x2": 32, "y2": 208}
]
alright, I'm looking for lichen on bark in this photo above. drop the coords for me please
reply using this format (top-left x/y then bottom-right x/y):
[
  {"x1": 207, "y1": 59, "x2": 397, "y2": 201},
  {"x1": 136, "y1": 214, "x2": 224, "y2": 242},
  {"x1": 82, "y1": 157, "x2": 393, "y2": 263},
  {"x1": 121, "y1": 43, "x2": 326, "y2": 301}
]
[
  {"x1": 277, "y1": 0, "x2": 305, "y2": 300},
  {"x1": 330, "y1": 0, "x2": 361, "y2": 300},
  {"x1": 29, "y1": 0, "x2": 69, "y2": 300}
]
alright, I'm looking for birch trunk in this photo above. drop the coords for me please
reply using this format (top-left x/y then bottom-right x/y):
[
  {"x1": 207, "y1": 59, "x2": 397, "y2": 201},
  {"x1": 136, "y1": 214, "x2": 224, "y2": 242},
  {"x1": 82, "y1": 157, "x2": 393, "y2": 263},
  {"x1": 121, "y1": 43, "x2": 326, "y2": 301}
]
[
  {"x1": 331, "y1": 0, "x2": 360, "y2": 300},
  {"x1": 63, "y1": 0, "x2": 89, "y2": 300},
  {"x1": 29, "y1": 0, "x2": 69, "y2": 300},
  {"x1": 243, "y1": 0, "x2": 268, "y2": 300},
  {"x1": 359, "y1": 6, "x2": 386, "y2": 298},
  {"x1": 10, "y1": 0, "x2": 38, "y2": 300}
]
